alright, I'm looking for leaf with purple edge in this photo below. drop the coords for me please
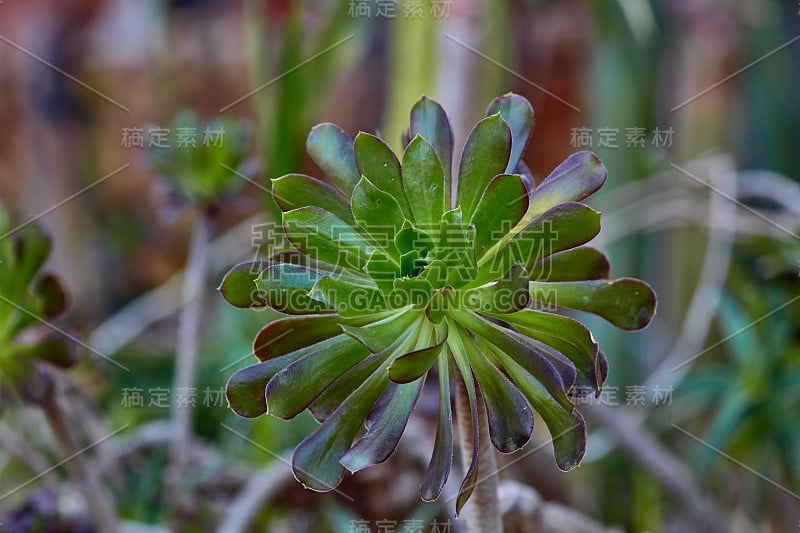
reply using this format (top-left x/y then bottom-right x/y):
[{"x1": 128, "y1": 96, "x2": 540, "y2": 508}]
[
  {"x1": 218, "y1": 260, "x2": 270, "y2": 308},
  {"x1": 527, "y1": 278, "x2": 657, "y2": 330},
  {"x1": 486, "y1": 93, "x2": 534, "y2": 175},
  {"x1": 402, "y1": 135, "x2": 446, "y2": 225},
  {"x1": 340, "y1": 377, "x2": 425, "y2": 472},
  {"x1": 351, "y1": 176, "x2": 406, "y2": 258},
  {"x1": 492, "y1": 309, "x2": 601, "y2": 394},
  {"x1": 309, "y1": 350, "x2": 388, "y2": 423},
  {"x1": 283, "y1": 207, "x2": 374, "y2": 272},
  {"x1": 527, "y1": 151, "x2": 607, "y2": 220},
  {"x1": 354, "y1": 132, "x2": 412, "y2": 219},
  {"x1": 484, "y1": 340, "x2": 587, "y2": 471},
  {"x1": 528, "y1": 247, "x2": 610, "y2": 282},
  {"x1": 265, "y1": 333, "x2": 369, "y2": 419},
  {"x1": 388, "y1": 320, "x2": 448, "y2": 383},
  {"x1": 255, "y1": 263, "x2": 331, "y2": 315},
  {"x1": 472, "y1": 202, "x2": 601, "y2": 288},
  {"x1": 306, "y1": 123, "x2": 360, "y2": 196},
  {"x1": 253, "y1": 314, "x2": 367, "y2": 362},
  {"x1": 420, "y1": 353, "x2": 453, "y2": 501},
  {"x1": 291, "y1": 333, "x2": 418, "y2": 491},
  {"x1": 272, "y1": 174, "x2": 355, "y2": 225},
  {"x1": 452, "y1": 310, "x2": 573, "y2": 411},
  {"x1": 445, "y1": 326, "x2": 480, "y2": 516},
  {"x1": 410, "y1": 96, "x2": 454, "y2": 185},
  {"x1": 456, "y1": 113, "x2": 511, "y2": 221},
  {"x1": 454, "y1": 322, "x2": 534, "y2": 453},
  {"x1": 226, "y1": 354, "x2": 301, "y2": 418},
  {"x1": 470, "y1": 174, "x2": 529, "y2": 260}
]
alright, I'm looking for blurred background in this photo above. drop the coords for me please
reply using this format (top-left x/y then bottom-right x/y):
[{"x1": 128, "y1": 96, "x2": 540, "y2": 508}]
[{"x1": 0, "y1": 0, "x2": 799, "y2": 531}]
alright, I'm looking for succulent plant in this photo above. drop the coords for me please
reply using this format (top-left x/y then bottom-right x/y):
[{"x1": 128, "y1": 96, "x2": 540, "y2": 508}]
[
  {"x1": 0, "y1": 209, "x2": 76, "y2": 406},
  {"x1": 148, "y1": 110, "x2": 250, "y2": 207},
  {"x1": 219, "y1": 93, "x2": 656, "y2": 512}
]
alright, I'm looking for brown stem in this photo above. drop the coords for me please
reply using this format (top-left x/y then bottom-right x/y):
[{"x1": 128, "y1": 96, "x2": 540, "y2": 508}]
[
  {"x1": 455, "y1": 377, "x2": 502, "y2": 533},
  {"x1": 42, "y1": 396, "x2": 118, "y2": 533}
]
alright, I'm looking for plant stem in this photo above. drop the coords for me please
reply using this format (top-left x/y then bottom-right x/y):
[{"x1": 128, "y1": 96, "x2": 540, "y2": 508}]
[
  {"x1": 456, "y1": 378, "x2": 502, "y2": 533},
  {"x1": 167, "y1": 211, "x2": 212, "y2": 512},
  {"x1": 42, "y1": 396, "x2": 118, "y2": 533}
]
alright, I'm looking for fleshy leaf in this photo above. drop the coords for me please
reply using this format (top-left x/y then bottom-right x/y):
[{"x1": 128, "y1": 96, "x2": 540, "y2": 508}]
[
  {"x1": 354, "y1": 132, "x2": 412, "y2": 218},
  {"x1": 470, "y1": 174, "x2": 528, "y2": 258},
  {"x1": 309, "y1": 276, "x2": 386, "y2": 317},
  {"x1": 306, "y1": 123, "x2": 360, "y2": 196},
  {"x1": 391, "y1": 277, "x2": 434, "y2": 308},
  {"x1": 456, "y1": 113, "x2": 511, "y2": 221},
  {"x1": 436, "y1": 209, "x2": 477, "y2": 287},
  {"x1": 365, "y1": 250, "x2": 401, "y2": 294},
  {"x1": 292, "y1": 335, "x2": 417, "y2": 491},
  {"x1": 494, "y1": 309, "x2": 600, "y2": 394},
  {"x1": 272, "y1": 174, "x2": 355, "y2": 225},
  {"x1": 351, "y1": 177, "x2": 405, "y2": 257},
  {"x1": 528, "y1": 278, "x2": 657, "y2": 330},
  {"x1": 283, "y1": 207, "x2": 373, "y2": 271},
  {"x1": 265, "y1": 333, "x2": 368, "y2": 419},
  {"x1": 394, "y1": 223, "x2": 434, "y2": 258},
  {"x1": 410, "y1": 96, "x2": 454, "y2": 184},
  {"x1": 454, "y1": 323, "x2": 534, "y2": 453},
  {"x1": 340, "y1": 378, "x2": 424, "y2": 472},
  {"x1": 486, "y1": 341, "x2": 587, "y2": 471},
  {"x1": 226, "y1": 354, "x2": 300, "y2": 418},
  {"x1": 399, "y1": 249, "x2": 421, "y2": 278},
  {"x1": 420, "y1": 259, "x2": 448, "y2": 289},
  {"x1": 470, "y1": 174, "x2": 529, "y2": 260},
  {"x1": 420, "y1": 354, "x2": 453, "y2": 501},
  {"x1": 340, "y1": 310, "x2": 420, "y2": 353},
  {"x1": 527, "y1": 151, "x2": 607, "y2": 219},
  {"x1": 459, "y1": 263, "x2": 530, "y2": 314},
  {"x1": 402, "y1": 135, "x2": 446, "y2": 225},
  {"x1": 486, "y1": 93, "x2": 534, "y2": 174},
  {"x1": 473, "y1": 202, "x2": 601, "y2": 287},
  {"x1": 309, "y1": 351, "x2": 387, "y2": 423},
  {"x1": 388, "y1": 321, "x2": 448, "y2": 383},
  {"x1": 218, "y1": 261, "x2": 269, "y2": 308},
  {"x1": 253, "y1": 314, "x2": 352, "y2": 361},
  {"x1": 452, "y1": 310, "x2": 573, "y2": 410},
  {"x1": 255, "y1": 263, "x2": 331, "y2": 315},
  {"x1": 528, "y1": 247, "x2": 610, "y2": 282},
  {"x1": 515, "y1": 160, "x2": 534, "y2": 191},
  {"x1": 445, "y1": 326, "x2": 481, "y2": 516}
]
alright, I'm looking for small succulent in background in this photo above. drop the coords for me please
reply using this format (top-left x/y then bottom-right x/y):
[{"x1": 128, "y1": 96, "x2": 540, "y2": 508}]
[
  {"x1": 220, "y1": 93, "x2": 656, "y2": 514},
  {"x1": 147, "y1": 110, "x2": 250, "y2": 208},
  {"x1": 0, "y1": 209, "x2": 76, "y2": 407}
]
